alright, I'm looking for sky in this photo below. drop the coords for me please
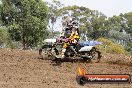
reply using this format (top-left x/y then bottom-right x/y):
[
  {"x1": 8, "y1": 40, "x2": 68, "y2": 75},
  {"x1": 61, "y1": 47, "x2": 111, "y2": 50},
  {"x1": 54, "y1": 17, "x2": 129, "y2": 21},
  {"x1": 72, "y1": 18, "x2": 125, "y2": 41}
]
[{"x1": 44, "y1": 0, "x2": 132, "y2": 17}]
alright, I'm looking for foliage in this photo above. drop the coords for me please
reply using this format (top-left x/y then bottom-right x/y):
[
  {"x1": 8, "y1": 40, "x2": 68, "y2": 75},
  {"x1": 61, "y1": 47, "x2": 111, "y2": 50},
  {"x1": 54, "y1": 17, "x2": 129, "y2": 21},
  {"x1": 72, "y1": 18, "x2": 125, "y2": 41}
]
[
  {"x1": 0, "y1": 27, "x2": 17, "y2": 48},
  {"x1": 96, "y1": 38, "x2": 128, "y2": 55},
  {"x1": 0, "y1": 27, "x2": 9, "y2": 43},
  {"x1": 0, "y1": 0, "x2": 131, "y2": 54},
  {"x1": 56, "y1": 5, "x2": 131, "y2": 54},
  {"x1": 126, "y1": 41, "x2": 132, "y2": 55},
  {"x1": 0, "y1": 0, "x2": 49, "y2": 49},
  {"x1": 57, "y1": 5, "x2": 107, "y2": 39},
  {"x1": 46, "y1": 0, "x2": 63, "y2": 32}
]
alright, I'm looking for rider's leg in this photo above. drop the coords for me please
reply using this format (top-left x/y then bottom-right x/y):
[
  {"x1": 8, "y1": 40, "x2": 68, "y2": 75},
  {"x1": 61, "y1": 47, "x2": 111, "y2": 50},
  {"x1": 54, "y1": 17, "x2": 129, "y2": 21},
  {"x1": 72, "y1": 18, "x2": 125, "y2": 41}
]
[
  {"x1": 61, "y1": 43, "x2": 67, "y2": 58},
  {"x1": 61, "y1": 48, "x2": 66, "y2": 58}
]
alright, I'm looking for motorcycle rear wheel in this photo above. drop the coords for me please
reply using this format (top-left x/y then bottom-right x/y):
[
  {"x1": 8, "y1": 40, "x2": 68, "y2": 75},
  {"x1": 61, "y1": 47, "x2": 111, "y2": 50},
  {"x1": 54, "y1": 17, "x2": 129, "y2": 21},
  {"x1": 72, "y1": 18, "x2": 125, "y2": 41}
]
[{"x1": 39, "y1": 45, "x2": 54, "y2": 60}]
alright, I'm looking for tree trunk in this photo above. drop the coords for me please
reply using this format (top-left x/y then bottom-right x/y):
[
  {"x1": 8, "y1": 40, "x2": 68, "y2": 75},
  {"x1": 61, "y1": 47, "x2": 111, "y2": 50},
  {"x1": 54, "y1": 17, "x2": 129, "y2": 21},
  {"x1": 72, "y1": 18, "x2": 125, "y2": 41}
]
[
  {"x1": 51, "y1": 23, "x2": 55, "y2": 36},
  {"x1": 22, "y1": 36, "x2": 26, "y2": 50}
]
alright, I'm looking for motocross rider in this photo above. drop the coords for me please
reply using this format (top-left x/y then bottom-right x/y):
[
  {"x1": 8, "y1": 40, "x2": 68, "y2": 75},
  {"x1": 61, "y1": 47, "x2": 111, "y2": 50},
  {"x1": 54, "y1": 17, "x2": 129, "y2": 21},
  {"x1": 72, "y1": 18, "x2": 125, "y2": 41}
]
[{"x1": 58, "y1": 17, "x2": 80, "y2": 58}]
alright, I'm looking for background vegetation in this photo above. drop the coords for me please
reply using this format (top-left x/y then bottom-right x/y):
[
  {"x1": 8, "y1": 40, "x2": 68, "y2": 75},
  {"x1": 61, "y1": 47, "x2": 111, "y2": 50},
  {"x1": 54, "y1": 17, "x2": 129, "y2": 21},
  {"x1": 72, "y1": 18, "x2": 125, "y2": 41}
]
[{"x1": 0, "y1": 0, "x2": 131, "y2": 55}]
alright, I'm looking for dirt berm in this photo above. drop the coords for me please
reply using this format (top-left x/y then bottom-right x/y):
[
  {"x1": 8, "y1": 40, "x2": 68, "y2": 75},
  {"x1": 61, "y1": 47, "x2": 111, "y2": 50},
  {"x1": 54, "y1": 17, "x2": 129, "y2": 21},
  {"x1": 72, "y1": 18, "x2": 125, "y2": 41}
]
[{"x1": 0, "y1": 48, "x2": 132, "y2": 88}]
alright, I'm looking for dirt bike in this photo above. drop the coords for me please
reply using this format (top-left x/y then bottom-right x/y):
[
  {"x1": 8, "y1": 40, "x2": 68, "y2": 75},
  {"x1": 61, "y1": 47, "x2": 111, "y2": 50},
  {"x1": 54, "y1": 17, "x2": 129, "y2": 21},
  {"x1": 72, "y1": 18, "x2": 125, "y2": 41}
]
[{"x1": 39, "y1": 38, "x2": 102, "y2": 63}]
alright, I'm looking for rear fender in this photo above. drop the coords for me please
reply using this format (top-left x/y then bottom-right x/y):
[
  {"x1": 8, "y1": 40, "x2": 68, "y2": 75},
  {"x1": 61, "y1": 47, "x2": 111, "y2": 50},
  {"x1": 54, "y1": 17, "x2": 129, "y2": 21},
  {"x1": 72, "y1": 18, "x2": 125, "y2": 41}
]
[
  {"x1": 41, "y1": 45, "x2": 53, "y2": 49},
  {"x1": 39, "y1": 45, "x2": 53, "y2": 55}
]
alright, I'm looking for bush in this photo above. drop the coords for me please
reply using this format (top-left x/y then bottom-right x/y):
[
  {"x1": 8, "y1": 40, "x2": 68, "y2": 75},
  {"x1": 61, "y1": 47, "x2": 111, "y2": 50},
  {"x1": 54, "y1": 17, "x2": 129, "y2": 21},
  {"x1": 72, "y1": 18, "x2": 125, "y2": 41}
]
[
  {"x1": 6, "y1": 40, "x2": 17, "y2": 49},
  {"x1": 0, "y1": 27, "x2": 17, "y2": 49},
  {"x1": 96, "y1": 38, "x2": 128, "y2": 55},
  {"x1": 0, "y1": 27, "x2": 9, "y2": 43}
]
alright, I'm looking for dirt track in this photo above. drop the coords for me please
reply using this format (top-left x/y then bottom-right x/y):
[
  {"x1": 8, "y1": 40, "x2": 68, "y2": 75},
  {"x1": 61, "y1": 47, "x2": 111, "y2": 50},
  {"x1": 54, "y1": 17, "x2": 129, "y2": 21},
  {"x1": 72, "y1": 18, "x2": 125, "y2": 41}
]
[{"x1": 0, "y1": 48, "x2": 132, "y2": 88}]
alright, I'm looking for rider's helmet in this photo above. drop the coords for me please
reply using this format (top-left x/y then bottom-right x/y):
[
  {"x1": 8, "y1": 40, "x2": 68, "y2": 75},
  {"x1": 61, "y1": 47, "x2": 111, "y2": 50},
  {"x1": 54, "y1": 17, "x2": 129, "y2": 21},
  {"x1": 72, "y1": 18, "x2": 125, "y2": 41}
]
[
  {"x1": 65, "y1": 17, "x2": 73, "y2": 26},
  {"x1": 62, "y1": 16, "x2": 79, "y2": 38}
]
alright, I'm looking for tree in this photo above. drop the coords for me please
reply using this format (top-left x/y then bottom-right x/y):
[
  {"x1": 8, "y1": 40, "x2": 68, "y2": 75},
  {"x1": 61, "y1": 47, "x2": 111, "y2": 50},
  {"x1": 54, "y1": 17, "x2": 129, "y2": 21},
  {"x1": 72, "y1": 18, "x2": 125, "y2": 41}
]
[
  {"x1": 0, "y1": 0, "x2": 48, "y2": 49},
  {"x1": 46, "y1": 0, "x2": 63, "y2": 34},
  {"x1": 123, "y1": 12, "x2": 132, "y2": 35},
  {"x1": 58, "y1": 6, "x2": 107, "y2": 39},
  {"x1": 121, "y1": 12, "x2": 132, "y2": 53}
]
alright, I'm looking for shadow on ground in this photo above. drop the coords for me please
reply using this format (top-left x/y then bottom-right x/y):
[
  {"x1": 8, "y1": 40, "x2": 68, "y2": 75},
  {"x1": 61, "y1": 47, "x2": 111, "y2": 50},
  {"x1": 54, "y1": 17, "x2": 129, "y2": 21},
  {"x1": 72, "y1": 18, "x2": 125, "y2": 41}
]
[{"x1": 51, "y1": 57, "x2": 91, "y2": 66}]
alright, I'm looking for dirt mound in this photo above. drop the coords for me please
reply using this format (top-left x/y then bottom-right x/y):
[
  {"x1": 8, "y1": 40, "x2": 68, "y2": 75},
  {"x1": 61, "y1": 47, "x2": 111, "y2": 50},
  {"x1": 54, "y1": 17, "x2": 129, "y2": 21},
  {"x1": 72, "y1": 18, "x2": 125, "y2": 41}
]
[{"x1": 0, "y1": 48, "x2": 132, "y2": 88}]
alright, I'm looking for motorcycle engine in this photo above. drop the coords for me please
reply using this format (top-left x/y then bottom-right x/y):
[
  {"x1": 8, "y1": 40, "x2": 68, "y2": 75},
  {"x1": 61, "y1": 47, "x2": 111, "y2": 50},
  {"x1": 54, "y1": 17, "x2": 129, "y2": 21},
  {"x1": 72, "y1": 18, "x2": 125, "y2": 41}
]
[{"x1": 64, "y1": 48, "x2": 75, "y2": 57}]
